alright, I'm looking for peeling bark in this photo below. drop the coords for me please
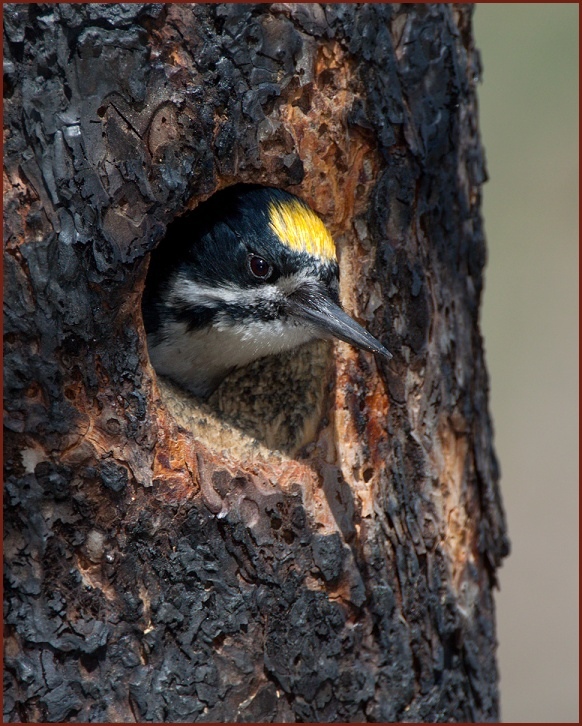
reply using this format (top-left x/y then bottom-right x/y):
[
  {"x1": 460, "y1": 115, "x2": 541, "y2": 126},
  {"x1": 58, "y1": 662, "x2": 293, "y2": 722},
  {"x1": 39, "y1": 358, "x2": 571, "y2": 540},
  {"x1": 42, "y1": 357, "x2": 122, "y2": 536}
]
[{"x1": 4, "y1": 3, "x2": 509, "y2": 722}]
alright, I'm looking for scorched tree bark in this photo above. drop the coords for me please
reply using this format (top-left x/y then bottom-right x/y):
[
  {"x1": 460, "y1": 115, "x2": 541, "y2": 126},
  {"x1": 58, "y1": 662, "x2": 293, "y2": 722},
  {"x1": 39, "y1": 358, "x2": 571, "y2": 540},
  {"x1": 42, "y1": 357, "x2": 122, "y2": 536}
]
[{"x1": 3, "y1": 3, "x2": 509, "y2": 722}]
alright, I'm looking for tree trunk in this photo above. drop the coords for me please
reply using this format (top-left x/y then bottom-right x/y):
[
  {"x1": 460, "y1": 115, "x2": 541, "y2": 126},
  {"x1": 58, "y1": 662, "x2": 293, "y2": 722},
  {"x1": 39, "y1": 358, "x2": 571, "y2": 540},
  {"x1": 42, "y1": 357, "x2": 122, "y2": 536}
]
[{"x1": 4, "y1": 3, "x2": 509, "y2": 722}]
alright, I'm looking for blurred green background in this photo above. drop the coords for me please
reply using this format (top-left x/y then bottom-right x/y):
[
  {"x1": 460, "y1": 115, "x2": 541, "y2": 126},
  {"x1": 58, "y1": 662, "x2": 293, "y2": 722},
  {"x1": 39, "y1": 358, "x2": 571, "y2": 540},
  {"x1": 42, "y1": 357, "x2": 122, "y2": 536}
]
[{"x1": 474, "y1": 4, "x2": 578, "y2": 722}]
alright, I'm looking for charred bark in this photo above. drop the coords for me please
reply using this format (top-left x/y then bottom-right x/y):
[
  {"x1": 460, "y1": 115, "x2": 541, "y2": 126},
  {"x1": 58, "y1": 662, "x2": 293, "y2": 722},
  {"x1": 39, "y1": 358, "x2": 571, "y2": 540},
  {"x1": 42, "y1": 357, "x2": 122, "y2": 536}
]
[{"x1": 4, "y1": 3, "x2": 509, "y2": 722}]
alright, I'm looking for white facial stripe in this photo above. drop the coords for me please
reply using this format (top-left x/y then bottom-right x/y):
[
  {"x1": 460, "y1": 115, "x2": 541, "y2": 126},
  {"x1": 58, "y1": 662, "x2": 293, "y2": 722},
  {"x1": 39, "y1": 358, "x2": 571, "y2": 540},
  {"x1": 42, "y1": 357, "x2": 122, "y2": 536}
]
[
  {"x1": 170, "y1": 275, "x2": 280, "y2": 308},
  {"x1": 170, "y1": 272, "x2": 318, "y2": 310}
]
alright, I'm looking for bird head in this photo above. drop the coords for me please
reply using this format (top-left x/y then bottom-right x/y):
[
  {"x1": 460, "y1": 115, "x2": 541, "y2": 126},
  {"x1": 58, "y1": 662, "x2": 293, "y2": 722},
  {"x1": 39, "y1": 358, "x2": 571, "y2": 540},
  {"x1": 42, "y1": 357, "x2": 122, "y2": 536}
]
[{"x1": 143, "y1": 185, "x2": 391, "y2": 398}]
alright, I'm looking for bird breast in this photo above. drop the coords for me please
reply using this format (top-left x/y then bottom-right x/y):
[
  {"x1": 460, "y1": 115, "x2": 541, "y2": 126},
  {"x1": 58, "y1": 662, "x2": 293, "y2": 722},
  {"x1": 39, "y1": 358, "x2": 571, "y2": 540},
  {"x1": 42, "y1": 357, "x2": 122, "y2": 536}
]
[{"x1": 147, "y1": 316, "x2": 317, "y2": 399}]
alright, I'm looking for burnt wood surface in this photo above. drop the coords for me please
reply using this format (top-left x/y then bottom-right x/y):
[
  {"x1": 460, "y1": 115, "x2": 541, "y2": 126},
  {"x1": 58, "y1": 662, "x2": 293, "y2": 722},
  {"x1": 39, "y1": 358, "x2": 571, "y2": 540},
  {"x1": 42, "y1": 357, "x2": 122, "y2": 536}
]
[{"x1": 3, "y1": 3, "x2": 509, "y2": 722}]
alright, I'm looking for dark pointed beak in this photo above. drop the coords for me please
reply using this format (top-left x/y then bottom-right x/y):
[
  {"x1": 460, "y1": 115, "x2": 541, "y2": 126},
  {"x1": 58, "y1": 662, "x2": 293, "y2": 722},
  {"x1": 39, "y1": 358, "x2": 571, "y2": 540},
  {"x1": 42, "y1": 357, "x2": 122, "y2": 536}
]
[{"x1": 288, "y1": 286, "x2": 392, "y2": 359}]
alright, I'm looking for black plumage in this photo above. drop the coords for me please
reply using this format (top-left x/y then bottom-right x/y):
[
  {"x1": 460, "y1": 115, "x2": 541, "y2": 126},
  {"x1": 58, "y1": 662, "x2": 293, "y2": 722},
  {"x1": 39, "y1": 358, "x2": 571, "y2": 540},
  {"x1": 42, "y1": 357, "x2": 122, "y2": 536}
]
[{"x1": 142, "y1": 185, "x2": 389, "y2": 398}]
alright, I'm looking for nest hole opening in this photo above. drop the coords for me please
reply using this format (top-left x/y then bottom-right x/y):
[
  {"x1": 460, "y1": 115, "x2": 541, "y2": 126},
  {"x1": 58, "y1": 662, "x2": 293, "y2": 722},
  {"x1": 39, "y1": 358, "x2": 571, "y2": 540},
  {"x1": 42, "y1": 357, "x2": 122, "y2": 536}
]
[{"x1": 141, "y1": 187, "x2": 335, "y2": 459}]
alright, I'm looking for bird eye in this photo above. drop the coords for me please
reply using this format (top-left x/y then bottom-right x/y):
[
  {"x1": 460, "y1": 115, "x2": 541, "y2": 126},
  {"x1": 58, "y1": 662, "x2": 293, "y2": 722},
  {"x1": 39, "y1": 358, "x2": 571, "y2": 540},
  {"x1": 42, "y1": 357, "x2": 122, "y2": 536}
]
[{"x1": 248, "y1": 254, "x2": 273, "y2": 280}]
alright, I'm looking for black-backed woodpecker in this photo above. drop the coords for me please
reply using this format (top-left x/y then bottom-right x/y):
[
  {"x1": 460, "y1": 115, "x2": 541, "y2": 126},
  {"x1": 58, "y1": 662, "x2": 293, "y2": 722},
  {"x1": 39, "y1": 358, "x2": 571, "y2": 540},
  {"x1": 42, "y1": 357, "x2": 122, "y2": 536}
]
[{"x1": 142, "y1": 185, "x2": 391, "y2": 399}]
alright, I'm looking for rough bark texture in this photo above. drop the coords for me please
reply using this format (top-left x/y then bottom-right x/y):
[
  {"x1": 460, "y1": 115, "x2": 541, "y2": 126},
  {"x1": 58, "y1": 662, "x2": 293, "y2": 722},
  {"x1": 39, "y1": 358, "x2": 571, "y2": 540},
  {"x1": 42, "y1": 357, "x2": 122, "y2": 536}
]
[{"x1": 4, "y1": 3, "x2": 509, "y2": 722}]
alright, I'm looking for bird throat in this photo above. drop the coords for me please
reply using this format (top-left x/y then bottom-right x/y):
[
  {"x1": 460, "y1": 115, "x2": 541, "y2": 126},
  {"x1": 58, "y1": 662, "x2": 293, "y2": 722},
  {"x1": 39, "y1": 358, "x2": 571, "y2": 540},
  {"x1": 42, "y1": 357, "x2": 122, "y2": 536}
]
[{"x1": 148, "y1": 317, "x2": 318, "y2": 399}]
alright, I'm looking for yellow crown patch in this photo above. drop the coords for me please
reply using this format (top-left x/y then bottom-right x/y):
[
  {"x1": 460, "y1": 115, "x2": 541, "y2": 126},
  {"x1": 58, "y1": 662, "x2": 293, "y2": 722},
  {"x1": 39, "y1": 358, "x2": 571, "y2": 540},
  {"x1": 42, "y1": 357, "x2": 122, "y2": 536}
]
[{"x1": 268, "y1": 199, "x2": 337, "y2": 262}]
